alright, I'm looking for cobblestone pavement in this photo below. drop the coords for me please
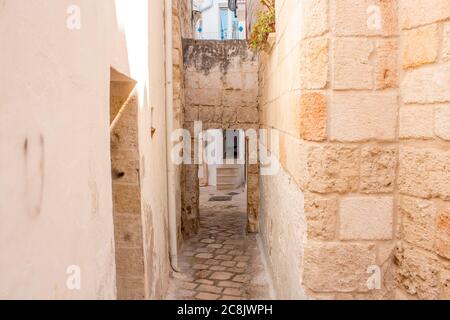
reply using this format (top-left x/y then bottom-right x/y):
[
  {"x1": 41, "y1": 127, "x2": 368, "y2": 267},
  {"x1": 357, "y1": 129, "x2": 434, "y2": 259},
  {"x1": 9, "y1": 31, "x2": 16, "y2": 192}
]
[{"x1": 166, "y1": 186, "x2": 273, "y2": 300}]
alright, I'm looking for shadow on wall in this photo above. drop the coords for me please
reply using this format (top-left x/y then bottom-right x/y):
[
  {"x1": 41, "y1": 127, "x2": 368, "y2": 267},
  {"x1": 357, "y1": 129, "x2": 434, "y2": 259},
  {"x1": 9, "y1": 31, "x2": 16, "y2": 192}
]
[{"x1": 109, "y1": 68, "x2": 145, "y2": 300}]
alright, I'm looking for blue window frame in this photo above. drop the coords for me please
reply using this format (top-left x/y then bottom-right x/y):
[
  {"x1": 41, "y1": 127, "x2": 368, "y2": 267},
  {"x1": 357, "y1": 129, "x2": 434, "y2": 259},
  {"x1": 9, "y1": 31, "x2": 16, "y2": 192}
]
[{"x1": 219, "y1": 7, "x2": 228, "y2": 40}]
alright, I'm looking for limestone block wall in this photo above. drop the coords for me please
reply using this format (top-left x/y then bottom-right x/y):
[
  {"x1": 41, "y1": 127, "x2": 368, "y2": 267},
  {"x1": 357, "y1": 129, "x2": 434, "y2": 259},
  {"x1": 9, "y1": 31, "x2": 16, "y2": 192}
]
[
  {"x1": 394, "y1": 0, "x2": 450, "y2": 300},
  {"x1": 259, "y1": 0, "x2": 400, "y2": 299},
  {"x1": 110, "y1": 87, "x2": 146, "y2": 300},
  {"x1": 182, "y1": 40, "x2": 260, "y2": 236},
  {"x1": 173, "y1": 0, "x2": 189, "y2": 249},
  {"x1": 257, "y1": 0, "x2": 450, "y2": 300}
]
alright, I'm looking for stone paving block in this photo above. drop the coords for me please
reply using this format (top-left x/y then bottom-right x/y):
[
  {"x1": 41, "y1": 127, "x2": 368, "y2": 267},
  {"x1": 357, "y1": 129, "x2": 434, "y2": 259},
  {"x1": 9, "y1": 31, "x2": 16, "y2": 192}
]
[{"x1": 167, "y1": 186, "x2": 272, "y2": 300}]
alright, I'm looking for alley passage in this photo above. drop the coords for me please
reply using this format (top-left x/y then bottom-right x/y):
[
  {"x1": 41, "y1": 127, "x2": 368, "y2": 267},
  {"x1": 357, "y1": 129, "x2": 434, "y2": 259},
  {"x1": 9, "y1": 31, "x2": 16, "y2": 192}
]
[{"x1": 167, "y1": 186, "x2": 273, "y2": 300}]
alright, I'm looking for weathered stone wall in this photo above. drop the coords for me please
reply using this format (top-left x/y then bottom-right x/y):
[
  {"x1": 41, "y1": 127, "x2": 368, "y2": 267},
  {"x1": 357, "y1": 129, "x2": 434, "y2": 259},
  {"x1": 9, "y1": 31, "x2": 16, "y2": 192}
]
[
  {"x1": 258, "y1": 0, "x2": 450, "y2": 300},
  {"x1": 173, "y1": 0, "x2": 195, "y2": 248},
  {"x1": 110, "y1": 86, "x2": 146, "y2": 300},
  {"x1": 182, "y1": 40, "x2": 260, "y2": 236},
  {"x1": 394, "y1": 0, "x2": 450, "y2": 300},
  {"x1": 259, "y1": 0, "x2": 399, "y2": 299}
]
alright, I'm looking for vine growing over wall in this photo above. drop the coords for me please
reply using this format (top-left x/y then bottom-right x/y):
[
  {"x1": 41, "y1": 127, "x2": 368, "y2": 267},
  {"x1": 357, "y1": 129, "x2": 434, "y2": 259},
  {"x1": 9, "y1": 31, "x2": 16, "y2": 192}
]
[{"x1": 249, "y1": 0, "x2": 275, "y2": 52}]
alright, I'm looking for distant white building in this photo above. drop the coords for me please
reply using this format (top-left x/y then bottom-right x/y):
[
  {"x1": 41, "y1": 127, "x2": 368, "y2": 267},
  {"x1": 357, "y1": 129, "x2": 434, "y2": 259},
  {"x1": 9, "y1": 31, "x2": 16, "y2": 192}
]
[{"x1": 193, "y1": 0, "x2": 247, "y2": 40}]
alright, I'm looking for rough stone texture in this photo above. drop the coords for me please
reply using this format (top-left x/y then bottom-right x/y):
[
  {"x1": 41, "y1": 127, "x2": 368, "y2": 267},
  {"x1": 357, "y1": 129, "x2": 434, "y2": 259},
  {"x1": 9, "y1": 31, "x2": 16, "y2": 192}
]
[
  {"x1": 374, "y1": 39, "x2": 398, "y2": 90},
  {"x1": 259, "y1": 164, "x2": 308, "y2": 299},
  {"x1": 302, "y1": 0, "x2": 328, "y2": 38},
  {"x1": 394, "y1": 244, "x2": 441, "y2": 300},
  {"x1": 399, "y1": 0, "x2": 450, "y2": 29},
  {"x1": 396, "y1": 3, "x2": 450, "y2": 301},
  {"x1": 334, "y1": 0, "x2": 397, "y2": 36},
  {"x1": 333, "y1": 38, "x2": 374, "y2": 90},
  {"x1": 444, "y1": 23, "x2": 450, "y2": 62},
  {"x1": 167, "y1": 187, "x2": 272, "y2": 300},
  {"x1": 299, "y1": 37, "x2": 329, "y2": 89},
  {"x1": 399, "y1": 196, "x2": 437, "y2": 251},
  {"x1": 340, "y1": 196, "x2": 394, "y2": 240},
  {"x1": 360, "y1": 145, "x2": 397, "y2": 193},
  {"x1": 402, "y1": 24, "x2": 439, "y2": 69},
  {"x1": 300, "y1": 92, "x2": 327, "y2": 141},
  {"x1": 329, "y1": 93, "x2": 398, "y2": 142},
  {"x1": 110, "y1": 89, "x2": 146, "y2": 300},
  {"x1": 182, "y1": 164, "x2": 200, "y2": 238},
  {"x1": 441, "y1": 268, "x2": 450, "y2": 299},
  {"x1": 304, "y1": 243, "x2": 377, "y2": 293},
  {"x1": 402, "y1": 65, "x2": 450, "y2": 104},
  {"x1": 435, "y1": 105, "x2": 450, "y2": 141},
  {"x1": 305, "y1": 144, "x2": 360, "y2": 194},
  {"x1": 304, "y1": 192, "x2": 337, "y2": 240},
  {"x1": 333, "y1": 38, "x2": 398, "y2": 90},
  {"x1": 436, "y1": 208, "x2": 450, "y2": 259},
  {"x1": 399, "y1": 106, "x2": 434, "y2": 139},
  {"x1": 398, "y1": 147, "x2": 450, "y2": 200}
]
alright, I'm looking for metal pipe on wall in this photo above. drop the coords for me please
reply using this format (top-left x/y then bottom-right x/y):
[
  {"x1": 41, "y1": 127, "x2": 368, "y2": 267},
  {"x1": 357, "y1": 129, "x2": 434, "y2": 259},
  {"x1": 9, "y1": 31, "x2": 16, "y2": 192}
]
[{"x1": 164, "y1": 0, "x2": 180, "y2": 272}]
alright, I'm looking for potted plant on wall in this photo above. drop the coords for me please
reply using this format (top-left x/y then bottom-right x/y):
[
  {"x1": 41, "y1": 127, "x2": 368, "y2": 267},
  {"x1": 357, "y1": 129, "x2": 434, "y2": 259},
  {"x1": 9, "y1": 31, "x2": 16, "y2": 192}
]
[{"x1": 249, "y1": 0, "x2": 276, "y2": 52}]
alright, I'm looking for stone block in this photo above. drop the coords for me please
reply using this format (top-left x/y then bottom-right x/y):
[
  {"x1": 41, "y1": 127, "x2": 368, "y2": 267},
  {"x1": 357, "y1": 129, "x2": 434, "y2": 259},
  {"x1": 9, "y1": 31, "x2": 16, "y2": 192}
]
[
  {"x1": 111, "y1": 150, "x2": 140, "y2": 184},
  {"x1": 300, "y1": 37, "x2": 329, "y2": 89},
  {"x1": 329, "y1": 92, "x2": 398, "y2": 142},
  {"x1": 237, "y1": 106, "x2": 259, "y2": 124},
  {"x1": 115, "y1": 247, "x2": 145, "y2": 278},
  {"x1": 333, "y1": 38, "x2": 374, "y2": 90},
  {"x1": 302, "y1": 0, "x2": 328, "y2": 38},
  {"x1": 400, "y1": 196, "x2": 437, "y2": 251},
  {"x1": 436, "y1": 208, "x2": 450, "y2": 259},
  {"x1": 305, "y1": 144, "x2": 360, "y2": 193},
  {"x1": 402, "y1": 24, "x2": 439, "y2": 69},
  {"x1": 304, "y1": 242, "x2": 377, "y2": 292},
  {"x1": 435, "y1": 105, "x2": 450, "y2": 141},
  {"x1": 184, "y1": 105, "x2": 199, "y2": 122},
  {"x1": 300, "y1": 92, "x2": 327, "y2": 141},
  {"x1": 304, "y1": 192, "x2": 337, "y2": 240},
  {"x1": 222, "y1": 107, "x2": 238, "y2": 124},
  {"x1": 399, "y1": 0, "x2": 450, "y2": 29},
  {"x1": 222, "y1": 89, "x2": 258, "y2": 107},
  {"x1": 399, "y1": 106, "x2": 434, "y2": 139},
  {"x1": 440, "y1": 268, "x2": 450, "y2": 299},
  {"x1": 114, "y1": 212, "x2": 143, "y2": 248},
  {"x1": 116, "y1": 277, "x2": 145, "y2": 300},
  {"x1": 198, "y1": 72, "x2": 223, "y2": 89},
  {"x1": 199, "y1": 106, "x2": 223, "y2": 123},
  {"x1": 398, "y1": 147, "x2": 450, "y2": 200},
  {"x1": 334, "y1": 0, "x2": 397, "y2": 36},
  {"x1": 340, "y1": 196, "x2": 394, "y2": 240},
  {"x1": 394, "y1": 244, "x2": 440, "y2": 300},
  {"x1": 402, "y1": 63, "x2": 450, "y2": 104},
  {"x1": 443, "y1": 22, "x2": 450, "y2": 62},
  {"x1": 112, "y1": 184, "x2": 141, "y2": 214},
  {"x1": 186, "y1": 88, "x2": 222, "y2": 106},
  {"x1": 360, "y1": 145, "x2": 397, "y2": 193},
  {"x1": 374, "y1": 39, "x2": 398, "y2": 89}
]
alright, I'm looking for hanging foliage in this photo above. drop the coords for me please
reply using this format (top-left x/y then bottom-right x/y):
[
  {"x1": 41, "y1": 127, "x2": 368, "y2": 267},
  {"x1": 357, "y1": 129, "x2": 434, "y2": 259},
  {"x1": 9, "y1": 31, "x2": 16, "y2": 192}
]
[{"x1": 249, "y1": 0, "x2": 275, "y2": 52}]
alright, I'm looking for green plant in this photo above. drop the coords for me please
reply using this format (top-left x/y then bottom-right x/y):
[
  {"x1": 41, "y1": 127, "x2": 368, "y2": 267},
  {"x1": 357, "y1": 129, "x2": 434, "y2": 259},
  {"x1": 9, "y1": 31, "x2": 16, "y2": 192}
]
[{"x1": 249, "y1": 0, "x2": 276, "y2": 52}]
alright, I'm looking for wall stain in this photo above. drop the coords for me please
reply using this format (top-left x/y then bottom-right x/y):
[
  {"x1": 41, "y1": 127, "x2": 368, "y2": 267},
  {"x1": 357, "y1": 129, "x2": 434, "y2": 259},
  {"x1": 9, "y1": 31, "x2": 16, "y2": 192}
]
[
  {"x1": 24, "y1": 134, "x2": 45, "y2": 217},
  {"x1": 183, "y1": 39, "x2": 255, "y2": 75}
]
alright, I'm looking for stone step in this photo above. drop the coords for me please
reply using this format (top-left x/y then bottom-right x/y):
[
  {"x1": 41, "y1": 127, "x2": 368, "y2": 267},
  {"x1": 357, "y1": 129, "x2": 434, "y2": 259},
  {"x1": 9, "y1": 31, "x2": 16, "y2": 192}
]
[
  {"x1": 217, "y1": 175, "x2": 237, "y2": 184},
  {"x1": 217, "y1": 168, "x2": 239, "y2": 175},
  {"x1": 217, "y1": 183, "x2": 237, "y2": 190}
]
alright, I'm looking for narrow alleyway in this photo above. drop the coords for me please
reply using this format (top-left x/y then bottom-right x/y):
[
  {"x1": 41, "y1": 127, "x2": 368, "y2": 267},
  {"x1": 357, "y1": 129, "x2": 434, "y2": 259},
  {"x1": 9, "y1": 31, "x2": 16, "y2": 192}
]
[{"x1": 167, "y1": 186, "x2": 273, "y2": 300}]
